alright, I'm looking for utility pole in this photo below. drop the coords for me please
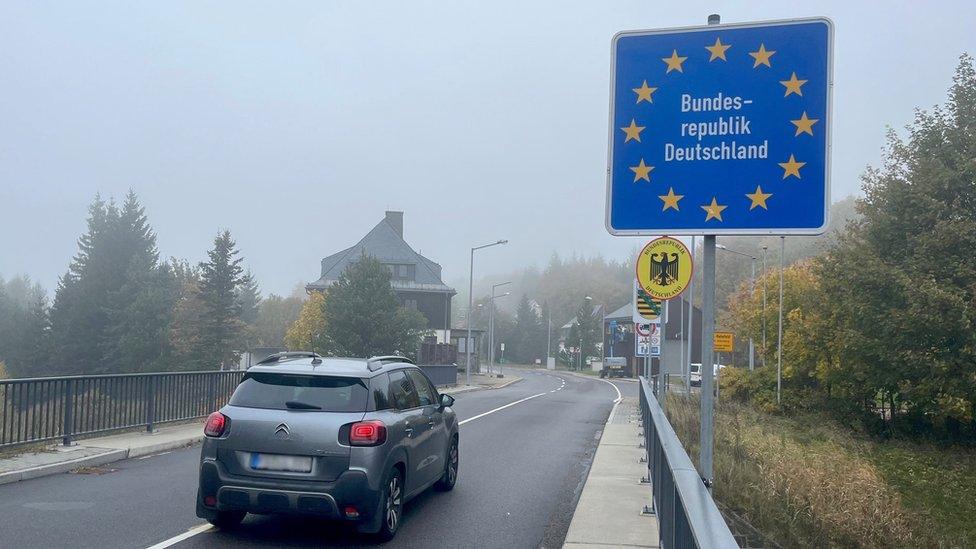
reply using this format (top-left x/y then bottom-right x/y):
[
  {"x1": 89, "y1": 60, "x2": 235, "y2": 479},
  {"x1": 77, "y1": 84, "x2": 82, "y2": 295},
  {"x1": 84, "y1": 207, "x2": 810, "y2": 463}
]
[{"x1": 547, "y1": 307, "x2": 552, "y2": 362}]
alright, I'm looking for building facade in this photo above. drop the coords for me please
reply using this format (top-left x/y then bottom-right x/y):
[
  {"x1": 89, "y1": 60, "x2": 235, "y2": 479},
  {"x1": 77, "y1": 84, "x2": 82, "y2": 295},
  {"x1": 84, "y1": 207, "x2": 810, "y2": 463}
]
[
  {"x1": 603, "y1": 298, "x2": 702, "y2": 378},
  {"x1": 306, "y1": 211, "x2": 456, "y2": 343}
]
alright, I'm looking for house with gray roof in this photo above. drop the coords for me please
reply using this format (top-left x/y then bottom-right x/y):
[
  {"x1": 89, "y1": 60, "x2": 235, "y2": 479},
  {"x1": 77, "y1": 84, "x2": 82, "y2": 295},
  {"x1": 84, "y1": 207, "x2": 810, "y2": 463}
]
[{"x1": 306, "y1": 211, "x2": 456, "y2": 343}]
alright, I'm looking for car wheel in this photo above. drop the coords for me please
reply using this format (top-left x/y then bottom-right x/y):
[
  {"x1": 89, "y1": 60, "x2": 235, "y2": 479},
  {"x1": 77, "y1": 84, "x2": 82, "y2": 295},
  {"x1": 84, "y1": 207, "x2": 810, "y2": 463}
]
[
  {"x1": 207, "y1": 510, "x2": 245, "y2": 529},
  {"x1": 375, "y1": 467, "x2": 404, "y2": 542},
  {"x1": 435, "y1": 436, "x2": 459, "y2": 491}
]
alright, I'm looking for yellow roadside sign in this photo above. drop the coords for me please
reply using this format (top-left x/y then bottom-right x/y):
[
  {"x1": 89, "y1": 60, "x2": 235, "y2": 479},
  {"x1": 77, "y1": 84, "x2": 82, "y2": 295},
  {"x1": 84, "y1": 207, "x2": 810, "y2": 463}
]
[
  {"x1": 714, "y1": 331, "x2": 734, "y2": 352},
  {"x1": 636, "y1": 237, "x2": 693, "y2": 300}
]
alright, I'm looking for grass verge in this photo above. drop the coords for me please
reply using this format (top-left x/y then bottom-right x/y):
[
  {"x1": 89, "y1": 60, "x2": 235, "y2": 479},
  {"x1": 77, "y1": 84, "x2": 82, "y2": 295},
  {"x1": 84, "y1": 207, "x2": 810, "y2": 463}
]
[{"x1": 664, "y1": 394, "x2": 974, "y2": 548}]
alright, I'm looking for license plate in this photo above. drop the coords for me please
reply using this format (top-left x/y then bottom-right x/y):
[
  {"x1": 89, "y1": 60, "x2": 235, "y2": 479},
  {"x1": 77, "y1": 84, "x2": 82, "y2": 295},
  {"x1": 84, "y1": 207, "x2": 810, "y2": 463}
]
[{"x1": 249, "y1": 453, "x2": 312, "y2": 473}]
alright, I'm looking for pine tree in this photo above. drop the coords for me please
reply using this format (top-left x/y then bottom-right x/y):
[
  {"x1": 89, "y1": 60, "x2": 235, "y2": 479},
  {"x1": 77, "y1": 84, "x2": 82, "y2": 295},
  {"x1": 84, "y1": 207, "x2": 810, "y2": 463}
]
[
  {"x1": 512, "y1": 294, "x2": 544, "y2": 364},
  {"x1": 0, "y1": 276, "x2": 50, "y2": 378},
  {"x1": 170, "y1": 274, "x2": 209, "y2": 371},
  {"x1": 196, "y1": 230, "x2": 246, "y2": 369},
  {"x1": 99, "y1": 192, "x2": 176, "y2": 373},
  {"x1": 324, "y1": 255, "x2": 427, "y2": 358},
  {"x1": 235, "y1": 270, "x2": 262, "y2": 351}
]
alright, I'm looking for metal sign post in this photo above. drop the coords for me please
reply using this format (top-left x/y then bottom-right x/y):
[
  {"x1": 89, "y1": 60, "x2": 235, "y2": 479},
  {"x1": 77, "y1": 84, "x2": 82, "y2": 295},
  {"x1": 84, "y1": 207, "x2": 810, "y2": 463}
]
[{"x1": 700, "y1": 235, "x2": 716, "y2": 489}]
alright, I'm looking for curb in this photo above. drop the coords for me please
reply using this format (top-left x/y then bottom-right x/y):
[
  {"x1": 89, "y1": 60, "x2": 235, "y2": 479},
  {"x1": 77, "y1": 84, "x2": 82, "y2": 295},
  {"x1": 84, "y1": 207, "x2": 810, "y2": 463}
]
[
  {"x1": 491, "y1": 376, "x2": 523, "y2": 390},
  {"x1": 124, "y1": 434, "x2": 205, "y2": 459},
  {"x1": 0, "y1": 448, "x2": 127, "y2": 486},
  {"x1": 0, "y1": 432, "x2": 205, "y2": 486}
]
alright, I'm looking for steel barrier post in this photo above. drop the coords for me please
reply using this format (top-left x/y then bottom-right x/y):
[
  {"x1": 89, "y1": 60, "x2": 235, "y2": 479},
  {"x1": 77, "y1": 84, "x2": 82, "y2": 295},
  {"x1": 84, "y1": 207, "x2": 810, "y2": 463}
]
[
  {"x1": 61, "y1": 379, "x2": 74, "y2": 446},
  {"x1": 146, "y1": 376, "x2": 157, "y2": 433}
]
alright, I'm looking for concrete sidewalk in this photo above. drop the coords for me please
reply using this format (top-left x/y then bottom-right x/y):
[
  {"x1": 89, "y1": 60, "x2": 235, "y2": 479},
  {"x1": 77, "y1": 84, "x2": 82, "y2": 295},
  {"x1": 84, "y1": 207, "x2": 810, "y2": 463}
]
[
  {"x1": 563, "y1": 397, "x2": 659, "y2": 548},
  {"x1": 0, "y1": 421, "x2": 205, "y2": 486},
  {"x1": 440, "y1": 372, "x2": 522, "y2": 394}
]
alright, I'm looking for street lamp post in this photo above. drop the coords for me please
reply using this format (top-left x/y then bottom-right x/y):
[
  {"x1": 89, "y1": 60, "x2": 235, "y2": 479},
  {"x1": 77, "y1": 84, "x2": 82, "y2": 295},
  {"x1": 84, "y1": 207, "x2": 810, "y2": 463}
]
[
  {"x1": 762, "y1": 245, "x2": 768, "y2": 367},
  {"x1": 716, "y1": 244, "x2": 758, "y2": 371},
  {"x1": 489, "y1": 282, "x2": 511, "y2": 377},
  {"x1": 777, "y1": 236, "x2": 785, "y2": 405},
  {"x1": 466, "y1": 240, "x2": 508, "y2": 386}
]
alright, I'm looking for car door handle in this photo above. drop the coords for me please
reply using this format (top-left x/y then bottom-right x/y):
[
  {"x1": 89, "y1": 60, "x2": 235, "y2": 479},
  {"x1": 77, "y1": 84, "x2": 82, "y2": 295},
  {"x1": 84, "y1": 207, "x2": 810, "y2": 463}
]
[
  {"x1": 427, "y1": 419, "x2": 436, "y2": 428},
  {"x1": 404, "y1": 426, "x2": 414, "y2": 437}
]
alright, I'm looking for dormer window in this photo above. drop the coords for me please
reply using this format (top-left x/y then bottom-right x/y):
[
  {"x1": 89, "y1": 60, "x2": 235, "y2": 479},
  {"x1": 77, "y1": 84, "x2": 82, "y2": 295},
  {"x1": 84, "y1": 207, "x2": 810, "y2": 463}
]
[{"x1": 386, "y1": 263, "x2": 416, "y2": 281}]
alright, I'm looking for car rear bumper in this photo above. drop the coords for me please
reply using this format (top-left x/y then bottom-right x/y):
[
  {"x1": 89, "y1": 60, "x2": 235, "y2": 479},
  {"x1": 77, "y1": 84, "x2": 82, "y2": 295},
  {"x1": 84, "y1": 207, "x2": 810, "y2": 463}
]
[{"x1": 196, "y1": 457, "x2": 381, "y2": 523}]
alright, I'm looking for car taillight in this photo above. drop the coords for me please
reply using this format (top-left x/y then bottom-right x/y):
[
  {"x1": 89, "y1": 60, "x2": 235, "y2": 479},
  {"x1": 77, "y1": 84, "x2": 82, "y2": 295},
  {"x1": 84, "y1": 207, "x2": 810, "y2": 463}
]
[
  {"x1": 204, "y1": 412, "x2": 227, "y2": 437},
  {"x1": 349, "y1": 420, "x2": 387, "y2": 446}
]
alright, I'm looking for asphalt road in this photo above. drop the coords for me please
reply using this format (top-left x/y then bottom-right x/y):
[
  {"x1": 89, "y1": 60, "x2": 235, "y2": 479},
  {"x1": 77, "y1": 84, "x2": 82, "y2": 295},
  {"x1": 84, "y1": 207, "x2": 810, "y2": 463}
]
[{"x1": 0, "y1": 369, "x2": 635, "y2": 549}]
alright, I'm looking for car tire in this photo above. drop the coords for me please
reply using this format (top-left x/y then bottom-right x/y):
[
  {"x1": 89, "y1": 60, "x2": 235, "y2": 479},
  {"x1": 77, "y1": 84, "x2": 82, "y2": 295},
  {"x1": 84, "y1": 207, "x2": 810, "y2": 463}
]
[
  {"x1": 435, "y1": 436, "x2": 459, "y2": 491},
  {"x1": 375, "y1": 467, "x2": 404, "y2": 542},
  {"x1": 207, "y1": 510, "x2": 245, "y2": 529}
]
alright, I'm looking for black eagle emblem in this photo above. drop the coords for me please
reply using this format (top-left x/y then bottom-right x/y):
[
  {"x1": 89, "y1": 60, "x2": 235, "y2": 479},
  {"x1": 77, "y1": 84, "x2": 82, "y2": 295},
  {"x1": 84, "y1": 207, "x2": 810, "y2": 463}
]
[{"x1": 650, "y1": 252, "x2": 679, "y2": 286}]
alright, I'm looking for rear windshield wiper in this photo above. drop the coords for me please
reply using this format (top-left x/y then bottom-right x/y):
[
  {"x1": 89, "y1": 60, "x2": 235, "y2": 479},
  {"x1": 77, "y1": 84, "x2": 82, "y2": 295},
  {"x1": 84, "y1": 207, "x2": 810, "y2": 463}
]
[{"x1": 285, "y1": 400, "x2": 322, "y2": 410}]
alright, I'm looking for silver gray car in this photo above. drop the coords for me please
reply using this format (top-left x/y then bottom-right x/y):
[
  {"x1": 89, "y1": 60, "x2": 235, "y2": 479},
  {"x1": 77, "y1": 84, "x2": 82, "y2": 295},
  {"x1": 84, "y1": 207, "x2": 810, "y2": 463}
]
[{"x1": 195, "y1": 353, "x2": 459, "y2": 541}]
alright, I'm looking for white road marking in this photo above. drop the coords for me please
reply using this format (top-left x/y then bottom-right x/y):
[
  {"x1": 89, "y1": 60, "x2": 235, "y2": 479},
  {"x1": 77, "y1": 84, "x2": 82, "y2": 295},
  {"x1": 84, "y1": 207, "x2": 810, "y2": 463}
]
[
  {"x1": 145, "y1": 523, "x2": 212, "y2": 549},
  {"x1": 595, "y1": 377, "x2": 624, "y2": 423},
  {"x1": 458, "y1": 392, "x2": 547, "y2": 425}
]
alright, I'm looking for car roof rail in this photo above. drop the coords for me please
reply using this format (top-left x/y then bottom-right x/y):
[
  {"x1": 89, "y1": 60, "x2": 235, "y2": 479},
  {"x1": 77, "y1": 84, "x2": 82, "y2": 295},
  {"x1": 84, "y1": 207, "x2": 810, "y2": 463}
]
[
  {"x1": 256, "y1": 351, "x2": 323, "y2": 365},
  {"x1": 366, "y1": 355, "x2": 414, "y2": 371}
]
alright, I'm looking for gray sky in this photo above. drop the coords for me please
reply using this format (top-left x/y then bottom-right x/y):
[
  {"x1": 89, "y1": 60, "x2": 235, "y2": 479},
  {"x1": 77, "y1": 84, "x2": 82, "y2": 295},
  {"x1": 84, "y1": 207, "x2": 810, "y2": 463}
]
[{"x1": 1, "y1": 1, "x2": 972, "y2": 296}]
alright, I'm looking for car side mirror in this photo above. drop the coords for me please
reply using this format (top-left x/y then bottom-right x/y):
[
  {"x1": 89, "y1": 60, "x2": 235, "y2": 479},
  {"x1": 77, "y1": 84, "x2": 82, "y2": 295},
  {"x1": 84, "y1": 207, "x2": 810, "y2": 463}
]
[{"x1": 440, "y1": 394, "x2": 455, "y2": 409}]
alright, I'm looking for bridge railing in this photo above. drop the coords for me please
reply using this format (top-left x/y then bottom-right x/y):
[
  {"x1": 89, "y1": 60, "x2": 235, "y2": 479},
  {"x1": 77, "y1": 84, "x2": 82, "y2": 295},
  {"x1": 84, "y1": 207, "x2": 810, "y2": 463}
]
[
  {"x1": 639, "y1": 377, "x2": 738, "y2": 549},
  {"x1": 0, "y1": 371, "x2": 243, "y2": 449}
]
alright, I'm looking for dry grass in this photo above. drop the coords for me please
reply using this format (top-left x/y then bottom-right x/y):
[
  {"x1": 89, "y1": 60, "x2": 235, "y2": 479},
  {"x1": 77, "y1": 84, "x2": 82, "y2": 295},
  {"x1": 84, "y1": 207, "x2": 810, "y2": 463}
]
[{"x1": 665, "y1": 394, "x2": 959, "y2": 548}]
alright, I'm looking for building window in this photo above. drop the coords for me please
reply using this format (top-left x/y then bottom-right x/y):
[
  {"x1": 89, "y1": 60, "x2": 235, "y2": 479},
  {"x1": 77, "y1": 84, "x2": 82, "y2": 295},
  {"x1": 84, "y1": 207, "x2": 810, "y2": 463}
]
[
  {"x1": 404, "y1": 299, "x2": 418, "y2": 310},
  {"x1": 386, "y1": 263, "x2": 416, "y2": 281}
]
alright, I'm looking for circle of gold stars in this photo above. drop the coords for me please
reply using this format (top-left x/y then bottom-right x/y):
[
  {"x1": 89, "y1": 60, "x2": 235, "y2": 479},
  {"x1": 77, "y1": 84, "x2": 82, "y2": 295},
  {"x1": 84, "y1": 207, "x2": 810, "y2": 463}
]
[{"x1": 618, "y1": 32, "x2": 822, "y2": 222}]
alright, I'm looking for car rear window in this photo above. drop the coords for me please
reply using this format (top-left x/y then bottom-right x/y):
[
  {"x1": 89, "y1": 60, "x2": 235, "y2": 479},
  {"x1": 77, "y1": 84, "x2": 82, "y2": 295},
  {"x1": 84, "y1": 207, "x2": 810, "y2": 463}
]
[{"x1": 229, "y1": 373, "x2": 368, "y2": 412}]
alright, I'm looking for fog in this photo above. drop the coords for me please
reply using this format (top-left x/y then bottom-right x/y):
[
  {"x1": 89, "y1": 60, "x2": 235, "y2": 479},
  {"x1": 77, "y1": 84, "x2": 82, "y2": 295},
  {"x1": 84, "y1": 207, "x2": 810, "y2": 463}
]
[{"x1": 1, "y1": 1, "x2": 972, "y2": 295}]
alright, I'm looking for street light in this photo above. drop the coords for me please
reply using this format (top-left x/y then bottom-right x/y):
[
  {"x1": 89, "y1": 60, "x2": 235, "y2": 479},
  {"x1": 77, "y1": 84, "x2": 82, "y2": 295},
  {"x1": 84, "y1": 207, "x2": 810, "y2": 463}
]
[
  {"x1": 716, "y1": 245, "x2": 758, "y2": 370},
  {"x1": 761, "y1": 246, "x2": 768, "y2": 367},
  {"x1": 466, "y1": 240, "x2": 508, "y2": 386},
  {"x1": 489, "y1": 282, "x2": 512, "y2": 376}
]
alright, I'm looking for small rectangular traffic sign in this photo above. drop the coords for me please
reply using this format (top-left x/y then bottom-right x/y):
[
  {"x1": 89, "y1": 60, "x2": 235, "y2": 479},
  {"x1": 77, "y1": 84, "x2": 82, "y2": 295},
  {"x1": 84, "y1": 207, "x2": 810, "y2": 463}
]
[
  {"x1": 606, "y1": 18, "x2": 833, "y2": 235},
  {"x1": 713, "y1": 331, "x2": 734, "y2": 352}
]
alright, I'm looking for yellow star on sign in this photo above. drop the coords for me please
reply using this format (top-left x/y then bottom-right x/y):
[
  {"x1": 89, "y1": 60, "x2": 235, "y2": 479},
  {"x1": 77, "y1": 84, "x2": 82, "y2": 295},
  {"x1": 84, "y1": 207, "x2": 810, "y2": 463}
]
[
  {"x1": 632, "y1": 80, "x2": 658, "y2": 104},
  {"x1": 791, "y1": 111, "x2": 819, "y2": 136},
  {"x1": 701, "y1": 197, "x2": 727, "y2": 221},
  {"x1": 621, "y1": 119, "x2": 645, "y2": 142},
  {"x1": 745, "y1": 186, "x2": 773, "y2": 210},
  {"x1": 662, "y1": 49, "x2": 688, "y2": 73},
  {"x1": 705, "y1": 37, "x2": 731, "y2": 61},
  {"x1": 749, "y1": 43, "x2": 776, "y2": 68},
  {"x1": 778, "y1": 154, "x2": 806, "y2": 179},
  {"x1": 659, "y1": 187, "x2": 683, "y2": 211},
  {"x1": 780, "y1": 72, "x2": 807, "y2": 97},
  {"x1": 630, "y1": 159, "x2": 654, "y2": 182}
]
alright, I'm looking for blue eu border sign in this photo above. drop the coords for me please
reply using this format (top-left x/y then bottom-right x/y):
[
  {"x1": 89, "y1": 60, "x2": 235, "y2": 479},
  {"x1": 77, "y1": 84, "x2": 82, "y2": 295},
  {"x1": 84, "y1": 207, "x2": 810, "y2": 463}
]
[{"x1": 605, "y1": 18, "x2": 833, "y2": 235}]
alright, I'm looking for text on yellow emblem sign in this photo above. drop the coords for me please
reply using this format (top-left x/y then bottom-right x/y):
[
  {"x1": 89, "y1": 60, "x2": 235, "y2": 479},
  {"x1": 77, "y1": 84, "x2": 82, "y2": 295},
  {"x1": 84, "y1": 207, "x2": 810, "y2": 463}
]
[{"x1": 635, "y1": 237, "x2": 693, "y2": 300}]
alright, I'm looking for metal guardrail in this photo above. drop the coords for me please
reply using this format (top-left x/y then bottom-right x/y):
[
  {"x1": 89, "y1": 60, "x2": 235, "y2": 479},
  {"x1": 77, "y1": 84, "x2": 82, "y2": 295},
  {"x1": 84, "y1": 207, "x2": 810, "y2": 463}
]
[
  {"x1": 0, "y1": 371, "x2": 242, "y2": 449},
  {"x1": 639, "y1": 377, "x2": 738, "y2": 549}
]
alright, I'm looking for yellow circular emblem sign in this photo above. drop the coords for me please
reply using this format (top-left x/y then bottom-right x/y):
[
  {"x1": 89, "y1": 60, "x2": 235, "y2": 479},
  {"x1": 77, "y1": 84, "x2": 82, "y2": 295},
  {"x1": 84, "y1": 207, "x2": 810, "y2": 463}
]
[{"x1": 636, "y1": 237, "x2": 693, "y2": 300}]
